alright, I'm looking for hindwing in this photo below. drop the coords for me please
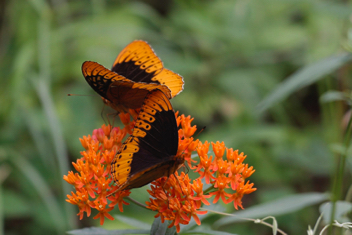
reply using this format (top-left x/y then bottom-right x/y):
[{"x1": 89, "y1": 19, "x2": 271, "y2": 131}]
[{"x1": 110, "y1": 90, "x2": 180, "y2": 191}]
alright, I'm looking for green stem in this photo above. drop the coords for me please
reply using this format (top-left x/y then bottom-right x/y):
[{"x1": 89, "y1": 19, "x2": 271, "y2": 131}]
[
  {"x1": 203, "y1": 185, "x2": 214, "y2": 194},
  {"x1": 0, "y1": 164, "x2": 11, "y2": 235},
  {"x1": 329, "y1": 110, "x2": 352, "y2": 231},
  {"x1": 126, "y1": 196, "x2": 148, "y2": 209}
]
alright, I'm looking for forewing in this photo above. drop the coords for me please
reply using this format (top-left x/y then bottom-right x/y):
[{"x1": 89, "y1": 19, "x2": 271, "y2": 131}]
[
  {"x1": 111, "y1": 40, "x2": 184, "y2": 98},
  {"x1": 82, "y1": 61, "x2": 131, "y2": 100}
]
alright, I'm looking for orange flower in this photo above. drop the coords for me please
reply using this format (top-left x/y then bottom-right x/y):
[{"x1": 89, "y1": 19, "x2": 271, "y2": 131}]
[
  {"x1": 179, "y1": 115, "x2": 197, "y2": 138},
  {"x1": 79, "y1": 135, "x2": 92, "y2": 150},
  {"x1": 196, "y1": 153, "x2": 215, "y2": 184},
  {"x1": 64, "y1": 111, "x2": 256, "y2": 231},
  {"x1": 182, "y1": 200, "x2": 207, "y2": 225},
  {"x1": 192, "y1": 178, "x2": 211, "y2": 206},
  {"x1": 107, "y1": 189, "x2": 131, "y2": 212},
  {"x1": 212, "y1": 141, "x2": 226, "y2": 159},
  {"x1": 210, "y1": 175, "x2": 230, "y2": 204},
  {"x1": 226, "y1": 181, "x2": 257, "y2": 209},
  {"x1": 90, "y1": 199, "x2": 115, "y2": 225},
  {"x1": 64, "y1": 119, "x2": 133, "y2": 224},
  {"x1": 118, "y1": 113, "x2": 134, "y2": 134},
  {"x1": 146, "y1": 172, "x2": 205, "y2": 233},
  {"x1": 63, "y1": 171, "x2": 80, "y2": 188},
  {"x1": 66, "y1": 189, "x2": 91, "y2": 220}
]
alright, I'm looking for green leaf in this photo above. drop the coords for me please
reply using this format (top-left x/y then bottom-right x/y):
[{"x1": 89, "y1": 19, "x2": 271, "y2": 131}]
[
  {"x1": 150, "y1": 217, "x2": 176, "y2": 235},
  {"x1": 320, "y1": 91, "x2": 346, "y2": 103},
  {"x1": 9, "y1": 150, "x2": 66, "y2": 234},
  {"x1": 32, "y1": 77, "x2": 76, "y2": 227},
  {"x1": 67, "y1": 227, "x2": 150, "y2": 235},
  {"x1": 183, "y1": 229, "x2": 237, "y2": 235},
  {"x1": 320, "y1": 201, "x2": 352, "y2": 224},
  {"x1": 213, "y1": 192, "x2": 328, "y2": 228},
  {"x1": 180, "y1": 202, "x2": 226, "y2": 233},
  {"x1": 258, "y1": 53, "x2": 352, "y2": 113},
  {"x1": 114, "y1": 215, "x2": 150, "y2": 230},
  {"x1": 2, "y1": 189, "x2": 31, "y2": 217}
]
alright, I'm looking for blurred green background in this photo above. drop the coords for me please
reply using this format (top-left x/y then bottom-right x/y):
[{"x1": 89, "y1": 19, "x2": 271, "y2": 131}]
[{"x1": 1, "y1": 0, "x2": 352, "y2": 234}]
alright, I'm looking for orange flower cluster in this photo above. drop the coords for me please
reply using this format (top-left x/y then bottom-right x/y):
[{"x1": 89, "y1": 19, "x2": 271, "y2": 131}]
[
  {"x1": 64, "y1": 119, "x2": 133, "y2": 225},
  {"x1": 146, "y1": 173, "x2": 208, "y2": 233},
  {"x1": 64, "y1": 112, "x2": 256, "y2": 231},
  {"x1": 195, "y1": 141, "x2": 256, "y2": 209},
  {"x1": 145, "y1": 114, "x2": 256, "y2": 233}
]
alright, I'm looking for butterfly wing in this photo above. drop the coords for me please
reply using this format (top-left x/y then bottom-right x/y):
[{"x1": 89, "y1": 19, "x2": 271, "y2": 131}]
[
  {"x1": 111, "y1": 40, "x2": 184, "y2": 98},
  {"x1": 107, "y1": 81, "x2": 172, "y2": 111},
  {"x1": 111, "y1": 90, "x2": 179, "y2": 191},
  {"x1": 82, "y1": 61, "x2": 171, "y2": 112},
  {"x1": 82, "y1": 61, "x2": 131, "y2": 99}
]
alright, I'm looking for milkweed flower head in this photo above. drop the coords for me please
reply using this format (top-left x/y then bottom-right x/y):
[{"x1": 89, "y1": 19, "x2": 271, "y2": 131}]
[
  {"x1": 64, "y1": 119, "x2": 133, "y2": 225},
  {"x1": 64, "y1": 111, "x2": 256, "y2": 231}
]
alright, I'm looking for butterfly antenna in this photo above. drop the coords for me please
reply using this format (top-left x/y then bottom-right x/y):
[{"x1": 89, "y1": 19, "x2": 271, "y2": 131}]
[
  {"x1": 67, "y1": 94, "x2": 92, "y2": 96},
  {"x1": 195, "y1": 126, "x2": 206, "y2": 139}
]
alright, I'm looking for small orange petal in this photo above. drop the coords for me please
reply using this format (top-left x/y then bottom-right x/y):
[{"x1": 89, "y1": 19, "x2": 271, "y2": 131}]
[
  {"x1": 212, "y1": 141, "x2": 226, "y2": 159},
  {"x1": 101, "y1": 124, "x2": 112, "y2": 137}
]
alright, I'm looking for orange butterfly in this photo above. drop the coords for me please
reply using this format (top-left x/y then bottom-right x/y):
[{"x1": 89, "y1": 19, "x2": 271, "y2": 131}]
[
  {"x1": 110, "y1": 89, "x2": 182, "y2": 191},
  {"x1": 82, "y1": 40, "x2": 184, "y2": 113}
]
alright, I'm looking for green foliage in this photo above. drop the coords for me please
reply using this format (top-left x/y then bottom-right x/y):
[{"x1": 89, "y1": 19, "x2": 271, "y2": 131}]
[
  {"x1": 67, "y1": 227, "x2": 150, "y2": 235},
  {"x1": 213, "y1": 193, "x2": 329, "y2": 227},
  {"x1": 1, "y1": 0, "x2": 352, "y2": 234}
]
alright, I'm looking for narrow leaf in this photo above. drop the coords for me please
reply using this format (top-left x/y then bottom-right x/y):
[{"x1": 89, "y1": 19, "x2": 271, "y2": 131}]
[
  {"x1": 67, "y1": 227, "x2": 149, "y2": 235},
  {"x1": 9, "y1": 150, "x2": 66, "y2": 234},
  {"x1": 213, "y1": 192, "x2": 328, "y2": 228},
  {"x1": 320, "y1": 91, "x2": 346, "y2": 103},
  {"x1": 115, "y1": 215, "x2": 150, "y2": 230},
  {"x1": 320, "y1": 201, "x2": 352, "y2": 224},
  {"x1": 150, "y1": 217, "x2": 176, "y2": 235},
  {"x1": 258, "y1": 53, "x2": 352, "y2": 113},
  {"x1": 183, "y1": 229, "x2": 237, "y2": 235}
]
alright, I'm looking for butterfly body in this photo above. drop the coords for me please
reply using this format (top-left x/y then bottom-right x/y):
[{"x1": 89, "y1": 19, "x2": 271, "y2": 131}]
[
  {"x1": 110, "y1": 89, "x2": 181, "y2": 191},
  {"x1": 82, "y1": 40, "x2": 184, "y2": 113}
]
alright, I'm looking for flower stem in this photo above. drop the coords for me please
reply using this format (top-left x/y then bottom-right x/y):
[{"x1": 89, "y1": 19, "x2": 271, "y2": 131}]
[
  {"x1": 126, "y1": 196, "x2": 148, "y2": 209},
  {"x1": 203, "y1": 185, "x2": 214, "y2": 194}
]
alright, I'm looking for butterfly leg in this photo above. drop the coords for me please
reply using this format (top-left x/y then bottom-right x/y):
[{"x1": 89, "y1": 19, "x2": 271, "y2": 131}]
[{"x1": 160, "y1": 178, "x2": 172, "y2": 209}]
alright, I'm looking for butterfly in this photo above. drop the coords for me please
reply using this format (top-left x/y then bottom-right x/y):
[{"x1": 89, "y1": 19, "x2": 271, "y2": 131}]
[
  {"x1": 82, "y1": 40, "x2": 184, "y2": 113},
  {"x1": 110, "y1": 89, "x2": 182, "y2": 191}
]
